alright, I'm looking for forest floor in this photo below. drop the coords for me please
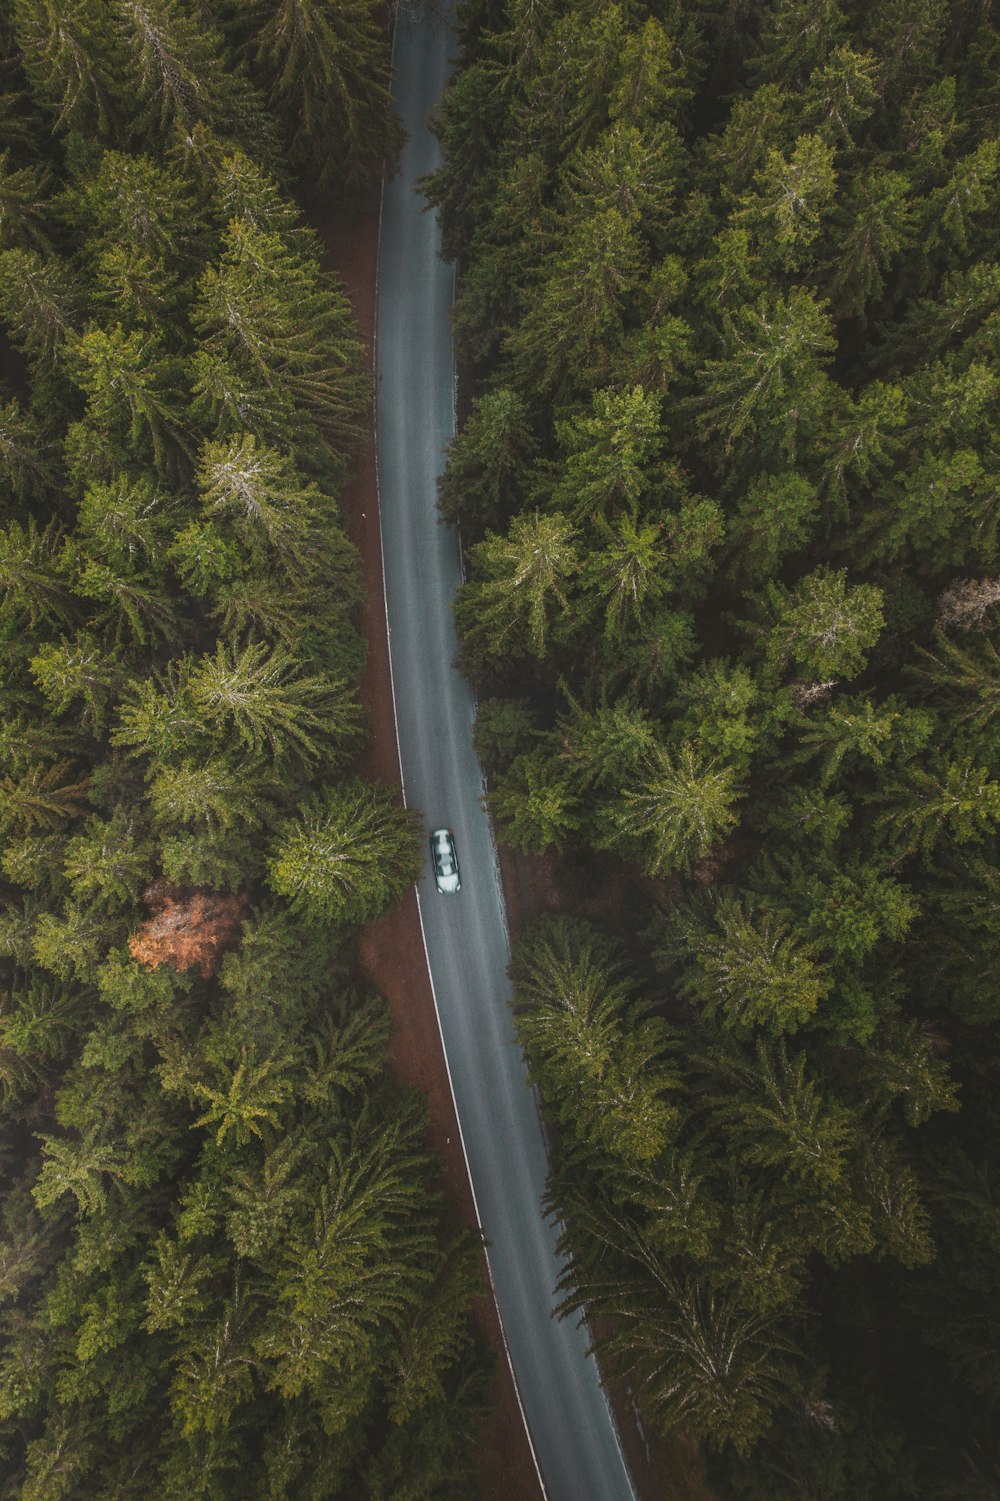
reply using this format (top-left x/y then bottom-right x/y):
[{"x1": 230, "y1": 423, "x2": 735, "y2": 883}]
[{"x1": 315, "y1": 193, "x2": 715, "y2": 1501}]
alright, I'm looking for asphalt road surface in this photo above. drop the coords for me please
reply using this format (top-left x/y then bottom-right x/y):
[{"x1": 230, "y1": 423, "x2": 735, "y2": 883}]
[{"x1": 374, "y1": 6, "x2": 638, "y2": 1499}]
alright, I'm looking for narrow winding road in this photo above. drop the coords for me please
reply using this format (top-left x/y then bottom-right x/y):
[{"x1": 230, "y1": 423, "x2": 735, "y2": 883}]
[{"x1": 374, "y1": 6, "x2": 638, "y2": 1498}]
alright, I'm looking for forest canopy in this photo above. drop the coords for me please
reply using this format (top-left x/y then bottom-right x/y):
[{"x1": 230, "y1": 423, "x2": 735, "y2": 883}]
[
  {"x1": 431, "y1": 1, "x2": 1000, "y2": 1495},
  {"x1": 0, "y1": 4, "x2": 487, "y2": 1499}
]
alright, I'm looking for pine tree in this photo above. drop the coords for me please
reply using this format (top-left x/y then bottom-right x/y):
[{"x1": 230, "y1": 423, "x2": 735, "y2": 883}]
[
  {"x1": 190, "y1": 215, "x2": 368, "y2": 469},
  {"x1": 196, "y1": 433, "x2": 323, "y2": 565},
  {"x1": 596, "y1": 741, "x2": 741, "y2": 876},
  {"x1": 0, "y1": 246, "x2": 79, "y2": 371},
  {"x1": 568, "y1": 1250, "x2": 799, "y2": 1453},
  {"x1": 817, "y1": 381, "x2": 908, "y2": 513},
  {"x1": 737, "y1": 133, "x2": 837, "y2": 271},
  {"x1": 111, "y1": 0, "x2": 272, "y2": 152},
  {"x1": 747, "y1": 0, "x2": 847, "y2": 88},
  {"x1": 254, "y1": 1104, "x2": 438, "y2": 1404},
  {"x1": 267, "y1": 782, "x2": 420, "y2": 924},
  {"x1": 512, "y1": 917, "x2": 680, "y2": 1163},
  {"x1": 11, "y1": 0, "x2": 121, "y2": 136},
  {"x1": 188, "y1": 1048, "x2": 293, "y2": 1147},
  {"x1": 454, "y1": 510, "x2": 579, "y2": 662},
  {"x1": 881, "y1": 756, "x2": 1000, "y2": 858},
  {"x1": 726, "y1": 472, "x2": 818, "y2": 585},
  {"x1": 549, "y1": 385, "x2": 662, "y2": 524},
  {"x1": 0, "y1": 760, "x2": 89, "y2": 834},
  {"x1": 563, "y1": 121, "x2": 683, "y2": 247},
  {"x1": 763, "y1": 568, "x2": 884, "y2": 684},
  {"x1": 147, "y1": 756, "x2": 263, "y2": 833},
  {"x1": 0, "y1": 517, "x2": 72, "y2": 627},
  {"x1": 62, "y1": 807, "x2": 151, "y2": 909},
  {"x1": 827, "y1": 170, "x2": 912, "y2": 317},
  {"x1": 0, "y1": 150, "x2": 54, "y2": 253},
  {"x1": 800, "y1": 43, "x2": 878, "y2": 143},
  {"x1": 487, "y1": 747, "x2": 582, "y2": 853},
  {"x1": 72, "y1": 552, "x2": 179, "y2": 649},
  {"x1": 390, "y1": 1274, "x2": 486, "y2": 1429},
  {"x1": 250, "y1": 0, "x2": 401, "y2": 189},
  {"x1": 694, "y1": 287, "x2": 836, "y2": 461},
  {"x1": 186, "y1": 637, "x2": 362, "y2": 765},
  {"x1": 915, "y1": 632, "x2": 1000, "y2": 731},
  {"x1": 67, "y1": 324, "x2": 189, "y2": 478},
  {"x1": 169, "y1": 1278, "x2": 255, "y2": 1434},
  {"x1": 671, "y1": 894, "x2": 830, "y2": 1034},
  {"x1": 505, "y1": 208, "x2": 644, "y2": 399},
  {"x1": 63, "y1": 148, "x2": 199, "y2": 265},
  {"x1": 556, "y1": 695, "x2": 659, "y2": 795},
  {"x1": 0, "y1": 397, "x2": 56, "y2": 503},
  {"x1": 437, "y1": 386, "x2": 536, "y2": 537},
  {"x1": 706, "y1": 1042, "x2": 857, "y2": 1192}
]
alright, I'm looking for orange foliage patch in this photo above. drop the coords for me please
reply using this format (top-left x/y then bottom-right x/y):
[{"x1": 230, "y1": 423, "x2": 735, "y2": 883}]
[{"x1": 130, "y1": 882, "x2": 249, "y2": 978}]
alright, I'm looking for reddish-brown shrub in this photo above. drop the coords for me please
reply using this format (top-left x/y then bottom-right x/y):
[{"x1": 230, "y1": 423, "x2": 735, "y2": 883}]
[{"x1": 130, "y1": 883, "x2": 248, "y2": 978}]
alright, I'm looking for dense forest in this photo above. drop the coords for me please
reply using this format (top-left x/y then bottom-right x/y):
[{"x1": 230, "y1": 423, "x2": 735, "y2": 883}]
[
  {"x1": 0, "y1": 3, "x2": 487, "y2": 1498},
  {"x1": 431, "y1": 0, "x2": 1000, "y2": 1496}
]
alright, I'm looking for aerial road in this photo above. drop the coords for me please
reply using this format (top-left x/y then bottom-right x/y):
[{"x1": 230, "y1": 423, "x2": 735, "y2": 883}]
[{"x1": 374, "y1": 4, "x2": 639, "y2": 1499}]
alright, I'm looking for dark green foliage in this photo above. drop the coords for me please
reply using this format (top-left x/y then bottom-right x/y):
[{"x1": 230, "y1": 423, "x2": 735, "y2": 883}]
[
  {"x1": 267, "y1": 782, "x2": 421, "y2": 925},
  {"x1": 0, "y1": 9, "x2": 486, "y2": 1499},
  {"x1": 247, "y1": 0, "x2": 402, "y2": 192},
  {"x1": 435, "y1": 0, "x2": 1000, "y2": 1488}
]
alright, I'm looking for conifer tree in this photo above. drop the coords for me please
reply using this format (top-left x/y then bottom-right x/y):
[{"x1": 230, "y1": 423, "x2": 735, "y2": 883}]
[
  {"x1": 250, "y1": 0, "x2": 401, "y2": 189},
  {"x1": 268, "y1": 782, "x2": 420, "y2": 924},
  {"x1": 11, "y1": 0, "x2": 121, "y2": 136},
  {"x1": 454, "y1": 510, "x2": 580, "y2": 663}
]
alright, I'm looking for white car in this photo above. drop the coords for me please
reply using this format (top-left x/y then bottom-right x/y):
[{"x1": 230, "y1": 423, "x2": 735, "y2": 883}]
[{"x1": 430, "y1": 827, "x2": 461, "y2": 894}]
